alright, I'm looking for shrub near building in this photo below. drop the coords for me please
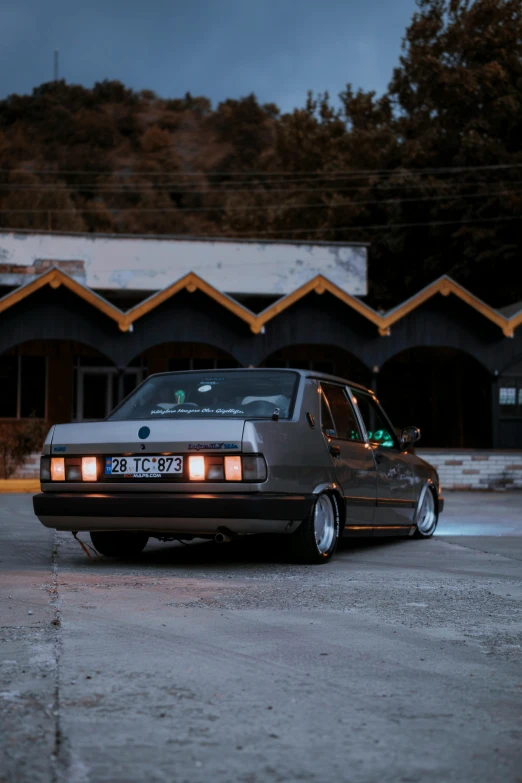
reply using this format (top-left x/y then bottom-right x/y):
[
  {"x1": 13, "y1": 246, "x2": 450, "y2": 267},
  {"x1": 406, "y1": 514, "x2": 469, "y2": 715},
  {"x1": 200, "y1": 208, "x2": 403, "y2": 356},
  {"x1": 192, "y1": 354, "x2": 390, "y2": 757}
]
[{"x1": 0, "y1": 419, "x2": 48, "y2": 479}]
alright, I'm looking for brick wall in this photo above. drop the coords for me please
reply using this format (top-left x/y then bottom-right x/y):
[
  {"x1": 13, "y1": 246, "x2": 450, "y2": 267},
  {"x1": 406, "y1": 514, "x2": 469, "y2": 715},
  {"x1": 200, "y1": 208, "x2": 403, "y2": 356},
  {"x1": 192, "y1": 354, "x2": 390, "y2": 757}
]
[
  {"x1": 12, "y1": 449, "x2": 522, "y2": 489},
  {"x1": 417, "y1": 449, "x2": 522, "y2": 490},
  {"x1": 0, "y1": 258, "x2": 86, "y2": 287},
  {"x1": 12, "y1": 453, "x2": 41, "y2": 479}
]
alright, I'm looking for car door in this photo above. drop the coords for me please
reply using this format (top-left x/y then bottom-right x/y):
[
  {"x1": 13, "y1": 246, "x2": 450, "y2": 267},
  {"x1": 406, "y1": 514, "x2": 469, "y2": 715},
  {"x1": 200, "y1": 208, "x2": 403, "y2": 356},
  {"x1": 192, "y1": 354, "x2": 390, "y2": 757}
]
[
  {"x1": 350, "y1": 388, "x2": 416, "y2": 525},
  {"x1": 320, "y1": 383, "x2": 376, "y2": 526}
]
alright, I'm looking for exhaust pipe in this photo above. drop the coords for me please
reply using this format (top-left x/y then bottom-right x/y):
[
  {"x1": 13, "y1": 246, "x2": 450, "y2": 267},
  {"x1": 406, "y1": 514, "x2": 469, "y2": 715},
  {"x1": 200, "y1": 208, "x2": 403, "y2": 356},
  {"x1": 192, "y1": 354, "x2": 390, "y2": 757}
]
[{"x1": 214, "y1": 528, "x2": 235, "y2": 544}]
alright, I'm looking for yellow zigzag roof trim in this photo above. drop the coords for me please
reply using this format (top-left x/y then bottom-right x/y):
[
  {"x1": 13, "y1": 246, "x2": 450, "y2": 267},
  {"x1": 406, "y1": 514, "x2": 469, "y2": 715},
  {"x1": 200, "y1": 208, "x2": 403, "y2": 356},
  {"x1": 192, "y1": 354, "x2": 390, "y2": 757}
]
[
  {"x1": 0, "y1": 268, "x2": 257, "y2": 333},
  {"x1": 250, "y1": 275, "x2": 382, "y2": 334},
  {"x1": 0, "y1": 267, "x2": 125, "y2": 326},
  {"x1": 251, "y1": 274, "x2": 515, "y2": 337},
  {"x1": 379, "y1": 276, "x2": 514, "y2": 338},
  {"x1": 121, "y1": 272, "x2": 257, "y2": 332},
  {"x1": 0, "y1": 267, "x2": 518, "y2": 337}
]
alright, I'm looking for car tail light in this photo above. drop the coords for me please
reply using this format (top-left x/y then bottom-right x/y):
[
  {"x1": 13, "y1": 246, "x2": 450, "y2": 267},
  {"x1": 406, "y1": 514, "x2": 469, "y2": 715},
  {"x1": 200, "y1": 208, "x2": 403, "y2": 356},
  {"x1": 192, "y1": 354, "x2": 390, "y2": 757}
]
[
  {"x1": 206, "y1": 460, "x2": 225, "y2": 480},
  {"x1": 66, "y1": 462, "x2": 82, "y2": 481},
  {"x1": 82, "y1": 456, "x2": 98, "y2": 482},
  {"x1": 50, "y1": 457, "x2": 65, "y2": 481},
  {"x1": 187, "y1": 454, "x2": 267, "y2": 482},
  {"x1": 42, "y1": 453, "x2": 268, "y2": 483},
  {"x1": 40, "y1": 457, "x2": 51, "y2": 481},
  {"x1": 224, "y1": 456, "x2": 242, "y2": 481},
  {"x1": 189, "y1": 455, "x2": 205, "y2": 480},
  {"x1": 242, "y1": 456, "x2": 267, "y2": 481}
]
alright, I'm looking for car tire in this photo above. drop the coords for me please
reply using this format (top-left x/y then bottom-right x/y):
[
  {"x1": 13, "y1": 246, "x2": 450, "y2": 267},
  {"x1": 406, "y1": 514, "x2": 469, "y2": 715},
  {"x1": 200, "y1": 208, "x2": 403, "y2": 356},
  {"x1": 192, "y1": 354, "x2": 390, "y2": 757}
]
[
  {"x1": 89, "y1": 531, "x2": 149, "y2": 557},
  {"x1": 288, "y1": 492, "x2": 340, "y2": 564},
  {"x1": 412, "y1": 485, "x2": 438, "y2": 539}
]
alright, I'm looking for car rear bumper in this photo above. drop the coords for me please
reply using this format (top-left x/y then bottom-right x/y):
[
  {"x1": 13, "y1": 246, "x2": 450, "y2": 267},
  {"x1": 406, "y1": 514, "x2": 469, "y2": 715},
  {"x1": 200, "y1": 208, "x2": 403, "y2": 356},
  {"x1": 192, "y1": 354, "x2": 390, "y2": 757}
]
[{"x1": 33, "y1": 492, "x2": 314, "y2": 535}]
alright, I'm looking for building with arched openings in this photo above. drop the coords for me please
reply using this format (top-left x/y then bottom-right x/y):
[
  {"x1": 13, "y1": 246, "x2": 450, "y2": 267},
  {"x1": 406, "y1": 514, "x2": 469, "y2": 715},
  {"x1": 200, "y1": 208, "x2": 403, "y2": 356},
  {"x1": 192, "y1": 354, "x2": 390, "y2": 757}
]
[{"x1": 1, "y1": 230, "x2": 521, "y2": 488}]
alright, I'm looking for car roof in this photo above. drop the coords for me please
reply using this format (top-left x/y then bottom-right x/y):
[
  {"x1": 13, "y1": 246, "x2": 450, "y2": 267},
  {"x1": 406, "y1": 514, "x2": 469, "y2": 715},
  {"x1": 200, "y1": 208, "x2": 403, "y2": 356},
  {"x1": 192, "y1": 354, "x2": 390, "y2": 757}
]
[{"x1": 146, "y1": 367, "x2": 373, "y2": 395}]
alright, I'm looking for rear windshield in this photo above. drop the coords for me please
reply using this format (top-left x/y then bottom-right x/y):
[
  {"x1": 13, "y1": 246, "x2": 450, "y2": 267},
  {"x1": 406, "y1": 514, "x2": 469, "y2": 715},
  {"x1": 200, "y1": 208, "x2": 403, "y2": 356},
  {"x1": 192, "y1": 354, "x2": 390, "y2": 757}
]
[{"x1": 108, "y1": 371, "x2": 299, "y2": 421}]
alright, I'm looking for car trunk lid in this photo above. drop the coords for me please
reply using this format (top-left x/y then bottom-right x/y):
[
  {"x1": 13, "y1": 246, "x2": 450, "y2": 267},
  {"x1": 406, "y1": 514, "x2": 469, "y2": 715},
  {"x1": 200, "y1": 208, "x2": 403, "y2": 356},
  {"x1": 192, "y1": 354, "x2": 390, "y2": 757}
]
[{"x1": 50, "y1": 419, "x2": 245, "y2": 455}]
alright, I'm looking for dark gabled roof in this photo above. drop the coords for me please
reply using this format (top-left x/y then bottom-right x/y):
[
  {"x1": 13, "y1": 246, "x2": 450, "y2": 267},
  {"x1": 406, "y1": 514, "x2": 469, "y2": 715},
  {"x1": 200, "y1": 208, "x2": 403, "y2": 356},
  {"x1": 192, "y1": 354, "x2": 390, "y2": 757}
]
[{"x1": 0, "y1": 267, "x2": 519, "y2": 337}]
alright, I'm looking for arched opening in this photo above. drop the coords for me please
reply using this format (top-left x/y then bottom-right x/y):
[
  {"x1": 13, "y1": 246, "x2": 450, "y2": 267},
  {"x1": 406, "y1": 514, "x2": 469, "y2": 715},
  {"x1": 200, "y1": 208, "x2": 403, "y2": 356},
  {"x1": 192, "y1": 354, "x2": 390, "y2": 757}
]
[
  {"x1": 378, "y1": 347, "x2": 492, "y2": 448},
  {"x1": 260, "y1": 344, "x2": 371, "y2": 387},
  {"x1": 133, "y1": 341, "x2": 241, "y2": 377},
  {"x1": 0, "y1": 339, "x2": 124, "y2": 424}
]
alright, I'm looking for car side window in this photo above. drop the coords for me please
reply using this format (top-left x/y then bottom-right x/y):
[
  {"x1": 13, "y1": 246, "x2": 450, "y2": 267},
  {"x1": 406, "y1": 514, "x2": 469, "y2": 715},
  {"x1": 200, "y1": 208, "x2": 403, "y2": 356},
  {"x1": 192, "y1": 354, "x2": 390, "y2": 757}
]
[
  {"x1": 321, "y1": 383, "x2": 362, "y2": 441},
  {"x1": 352, "y1": 389, "x2": 397, "y2": 448},
  {"x1": 320, "y1": 392, "x2": 336, "y2": 437}
]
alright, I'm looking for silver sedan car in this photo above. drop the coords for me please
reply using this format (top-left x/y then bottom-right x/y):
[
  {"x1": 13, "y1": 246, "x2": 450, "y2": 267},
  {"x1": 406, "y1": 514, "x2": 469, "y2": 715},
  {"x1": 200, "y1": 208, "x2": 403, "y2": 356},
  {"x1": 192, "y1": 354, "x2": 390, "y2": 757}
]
[{"x1": 33, "y1": 368, "x2": 443, "y2": 564}]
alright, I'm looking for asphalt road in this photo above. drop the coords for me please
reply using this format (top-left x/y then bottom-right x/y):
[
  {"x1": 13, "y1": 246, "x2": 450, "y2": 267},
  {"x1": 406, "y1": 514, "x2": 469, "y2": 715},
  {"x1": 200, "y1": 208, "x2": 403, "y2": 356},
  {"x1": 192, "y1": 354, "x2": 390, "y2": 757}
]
[{"x1": 1, "y1": 492, "x2": 521, "y2": 783}]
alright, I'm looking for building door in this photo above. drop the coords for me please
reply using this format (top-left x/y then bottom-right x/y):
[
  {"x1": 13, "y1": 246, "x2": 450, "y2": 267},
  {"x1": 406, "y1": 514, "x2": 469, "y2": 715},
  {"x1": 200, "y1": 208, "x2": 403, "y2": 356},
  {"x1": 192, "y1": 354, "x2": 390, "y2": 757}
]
[
  {"x1": 77, "y1": 368, "x2": 142, "y2": 421},
  {"x1": 497, "y1": 361, "x2": 522, "y2": 448}
]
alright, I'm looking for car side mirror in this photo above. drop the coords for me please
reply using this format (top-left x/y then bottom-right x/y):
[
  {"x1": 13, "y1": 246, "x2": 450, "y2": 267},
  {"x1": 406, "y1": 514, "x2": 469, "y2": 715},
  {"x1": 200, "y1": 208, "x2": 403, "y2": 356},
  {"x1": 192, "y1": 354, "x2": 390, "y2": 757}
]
[{"x1": 400, "y1": 426, "x2": 421, "y2": 449}]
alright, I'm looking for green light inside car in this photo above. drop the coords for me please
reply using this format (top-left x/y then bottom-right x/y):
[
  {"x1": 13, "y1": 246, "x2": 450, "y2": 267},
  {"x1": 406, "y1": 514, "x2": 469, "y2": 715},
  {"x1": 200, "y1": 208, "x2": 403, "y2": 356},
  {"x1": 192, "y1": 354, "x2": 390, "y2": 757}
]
[{"x1": 367, "y1": 429, "x2": 394, "y2": 447}]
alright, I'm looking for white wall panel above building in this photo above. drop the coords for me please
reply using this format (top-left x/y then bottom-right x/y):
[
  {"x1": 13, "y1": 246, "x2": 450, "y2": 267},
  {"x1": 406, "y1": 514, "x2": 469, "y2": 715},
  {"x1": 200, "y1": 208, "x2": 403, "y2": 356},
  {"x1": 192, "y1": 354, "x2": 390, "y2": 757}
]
[{"x1": 0, "y1": 231, "x2": 368, "y2": 296}]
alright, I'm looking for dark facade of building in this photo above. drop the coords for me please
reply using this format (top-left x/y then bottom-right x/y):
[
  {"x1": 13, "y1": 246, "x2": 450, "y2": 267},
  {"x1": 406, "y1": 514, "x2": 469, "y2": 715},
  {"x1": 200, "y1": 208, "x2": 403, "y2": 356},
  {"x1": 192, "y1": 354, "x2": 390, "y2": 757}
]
[{"x1": 1, "y1": 265, "x2": 521, "y2": 449}]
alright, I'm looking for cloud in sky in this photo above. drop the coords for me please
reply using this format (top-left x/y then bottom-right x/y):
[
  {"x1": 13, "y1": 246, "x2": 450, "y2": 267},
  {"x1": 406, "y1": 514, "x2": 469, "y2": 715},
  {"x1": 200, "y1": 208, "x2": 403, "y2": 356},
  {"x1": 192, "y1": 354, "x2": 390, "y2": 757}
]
[{"x1": 0, "y1": 0, "x2": 417, "y2": 111}]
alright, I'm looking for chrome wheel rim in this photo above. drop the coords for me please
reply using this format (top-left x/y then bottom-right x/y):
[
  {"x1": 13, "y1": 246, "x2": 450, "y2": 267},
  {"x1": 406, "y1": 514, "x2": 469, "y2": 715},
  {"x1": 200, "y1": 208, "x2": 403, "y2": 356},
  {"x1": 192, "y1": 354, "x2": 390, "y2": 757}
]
[
  {"x1": 417, "y1": 487, "x2": 436, "y2": 534},
  {"x1": 314, "y1": 495, "x2": 336, "y2": 554}
]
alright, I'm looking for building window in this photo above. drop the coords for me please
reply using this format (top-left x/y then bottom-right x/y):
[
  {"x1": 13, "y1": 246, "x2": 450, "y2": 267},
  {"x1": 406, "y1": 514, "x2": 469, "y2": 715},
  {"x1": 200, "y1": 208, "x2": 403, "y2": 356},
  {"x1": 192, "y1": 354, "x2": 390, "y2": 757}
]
[
  {"x1": 499, "y1": 380, "x2": 522, "y2": 417},
  {"x1": 0, "y1": 355, "x2": 47, "y2": 418},
  {"x1": 72, "y1": 357, "x2": 145, "y2": 421}
]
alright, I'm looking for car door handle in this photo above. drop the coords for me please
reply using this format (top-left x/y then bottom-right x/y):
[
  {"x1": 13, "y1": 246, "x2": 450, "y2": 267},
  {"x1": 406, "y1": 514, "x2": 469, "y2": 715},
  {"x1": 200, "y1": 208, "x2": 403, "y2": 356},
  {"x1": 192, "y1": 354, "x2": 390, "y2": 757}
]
[
  {"x1": 374, "y1": 453, "x2": 384, "y2": 464},
  {"x1": 329, "y1": 445, "x2": 341, "y2": 458}
]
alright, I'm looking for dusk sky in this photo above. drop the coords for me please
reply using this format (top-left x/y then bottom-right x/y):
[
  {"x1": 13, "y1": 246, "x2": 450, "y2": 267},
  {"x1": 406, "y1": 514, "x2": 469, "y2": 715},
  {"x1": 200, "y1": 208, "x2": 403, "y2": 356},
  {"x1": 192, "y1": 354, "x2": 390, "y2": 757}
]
[{"x1": 1, "y1": 0, "x2": 418, "y2": 111}]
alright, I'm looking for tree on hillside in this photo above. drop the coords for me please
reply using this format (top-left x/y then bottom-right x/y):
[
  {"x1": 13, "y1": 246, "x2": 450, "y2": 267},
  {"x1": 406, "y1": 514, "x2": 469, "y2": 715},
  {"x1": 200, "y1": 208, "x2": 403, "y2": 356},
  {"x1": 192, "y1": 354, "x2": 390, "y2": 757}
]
[
  {"x1": 377, "y1": 0, "x2": 522, "y2": 304},
  {"x1": 217, "y1": 1, "x2": 522, "y2": 306},
  {"x1": 0, "y1": 2, "x2": 520, "y2": 307},
  {"x1": 210, "y1": 94, "x2": 276, "y2": 173}
]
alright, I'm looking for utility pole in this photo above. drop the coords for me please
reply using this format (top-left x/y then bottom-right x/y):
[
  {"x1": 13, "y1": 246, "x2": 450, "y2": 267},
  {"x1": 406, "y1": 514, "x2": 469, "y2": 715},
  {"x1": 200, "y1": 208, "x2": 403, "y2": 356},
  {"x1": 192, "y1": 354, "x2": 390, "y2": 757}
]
[{"x1": 54, "y1": 49, "x2": 59, "y2": 81}]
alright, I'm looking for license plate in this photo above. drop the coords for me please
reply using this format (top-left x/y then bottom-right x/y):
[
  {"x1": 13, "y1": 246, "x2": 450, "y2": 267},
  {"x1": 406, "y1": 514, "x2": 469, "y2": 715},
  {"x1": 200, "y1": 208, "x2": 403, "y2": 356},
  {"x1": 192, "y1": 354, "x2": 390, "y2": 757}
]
[{"x1": 105, "y1": 456, "x2": 183, "y2": 477}]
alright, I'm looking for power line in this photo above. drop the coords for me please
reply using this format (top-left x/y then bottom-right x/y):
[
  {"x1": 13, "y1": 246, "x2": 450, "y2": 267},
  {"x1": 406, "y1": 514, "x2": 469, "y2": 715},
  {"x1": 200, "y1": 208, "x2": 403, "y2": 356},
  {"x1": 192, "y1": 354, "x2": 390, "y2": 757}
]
[
  {"x1": 0, "y1": 216, "x2": 518, "y2": 234},
  {"x1": 3, "y1": 174, "x2": 521, "y2": 189},
  {"x1": 1, "y1": 179, "x2": 521, "y2": 195},
  {"x1": 2, "y1": 162, "x2": 522, "y2": 179},
  {"x1": 0, "y1": 189, "x2": 521, "y2": 214},
  {"x1": 152, "y1": 215, "x2": 522, "y2": 234}
]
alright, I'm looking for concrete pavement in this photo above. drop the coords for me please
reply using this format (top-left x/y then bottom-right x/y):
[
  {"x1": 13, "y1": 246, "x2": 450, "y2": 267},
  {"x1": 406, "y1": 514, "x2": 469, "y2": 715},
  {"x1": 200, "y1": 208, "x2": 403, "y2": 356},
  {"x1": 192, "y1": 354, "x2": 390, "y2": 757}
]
[{"x1": 1, "y1": 492, "x2": 521, "y2": 783}]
